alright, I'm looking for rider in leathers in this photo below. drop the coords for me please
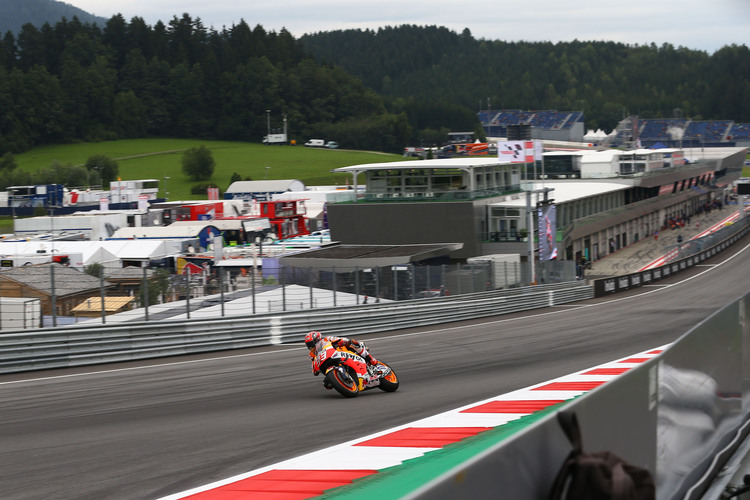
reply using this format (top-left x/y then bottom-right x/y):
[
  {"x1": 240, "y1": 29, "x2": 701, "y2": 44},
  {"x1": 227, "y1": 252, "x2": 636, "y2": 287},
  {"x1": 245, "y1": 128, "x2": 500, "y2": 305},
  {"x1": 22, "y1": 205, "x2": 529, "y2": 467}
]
[{"x1": 304, "y1": 330, "x2": 378, "y2": 376}]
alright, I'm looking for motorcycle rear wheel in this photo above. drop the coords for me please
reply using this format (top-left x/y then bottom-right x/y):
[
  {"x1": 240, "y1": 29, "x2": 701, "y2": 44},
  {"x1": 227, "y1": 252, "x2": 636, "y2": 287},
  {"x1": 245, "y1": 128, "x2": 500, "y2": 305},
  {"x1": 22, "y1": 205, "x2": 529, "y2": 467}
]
[
  {"x1": 377, "y1": 363, "x2": 399, "y2": 392},
  {"x1": 325, "y1": 367, "x2": 359, "y2": 398}
]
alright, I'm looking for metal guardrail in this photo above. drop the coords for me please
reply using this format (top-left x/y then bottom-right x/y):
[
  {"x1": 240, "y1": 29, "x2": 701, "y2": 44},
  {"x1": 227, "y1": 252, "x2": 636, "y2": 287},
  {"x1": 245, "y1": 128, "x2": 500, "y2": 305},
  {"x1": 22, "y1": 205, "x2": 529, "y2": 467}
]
[{"x1": 0, "y1": 281, "x2": 593, "y2": 374}]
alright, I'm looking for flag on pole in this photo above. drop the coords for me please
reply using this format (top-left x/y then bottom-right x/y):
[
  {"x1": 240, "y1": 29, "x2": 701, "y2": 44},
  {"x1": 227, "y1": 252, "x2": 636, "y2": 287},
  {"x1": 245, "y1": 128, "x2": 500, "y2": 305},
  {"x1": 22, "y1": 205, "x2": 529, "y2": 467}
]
[
  {"x1": 498, "y1": 140, "x2": 538, "y2": 163},
  {"x1": 497, "y1": 141, "x2": 526, "y2": 163}
]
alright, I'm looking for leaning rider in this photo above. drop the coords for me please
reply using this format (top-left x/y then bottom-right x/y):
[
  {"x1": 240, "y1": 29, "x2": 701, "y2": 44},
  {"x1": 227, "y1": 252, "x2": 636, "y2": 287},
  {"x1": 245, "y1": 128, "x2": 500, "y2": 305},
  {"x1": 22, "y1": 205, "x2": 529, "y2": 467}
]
[{"x1": 304, "y1": 330, "x2": 378, "y2": 375}]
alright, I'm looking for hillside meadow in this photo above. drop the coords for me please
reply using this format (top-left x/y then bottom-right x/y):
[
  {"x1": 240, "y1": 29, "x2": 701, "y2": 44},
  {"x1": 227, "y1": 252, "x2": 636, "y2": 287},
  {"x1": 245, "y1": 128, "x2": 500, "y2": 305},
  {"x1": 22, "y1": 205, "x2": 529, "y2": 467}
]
[{"x1": 13, "y1": 139, "x2": 407, "y2": 201}]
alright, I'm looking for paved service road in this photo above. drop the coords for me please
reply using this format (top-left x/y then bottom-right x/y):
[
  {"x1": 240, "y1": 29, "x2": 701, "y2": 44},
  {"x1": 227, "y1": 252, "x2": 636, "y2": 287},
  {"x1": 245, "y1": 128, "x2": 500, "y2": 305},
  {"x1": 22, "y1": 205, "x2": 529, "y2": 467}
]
[{"x1": 2, "y1": 235, "x2": 749, "y2": 500}]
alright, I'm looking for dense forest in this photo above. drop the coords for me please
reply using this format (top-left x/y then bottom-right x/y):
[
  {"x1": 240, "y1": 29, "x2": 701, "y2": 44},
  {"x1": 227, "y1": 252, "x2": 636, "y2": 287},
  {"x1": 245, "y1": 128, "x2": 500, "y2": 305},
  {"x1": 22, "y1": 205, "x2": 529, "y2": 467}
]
[
  {"x1": 1, "y1": 7, "x2": 749, "y2": 157},
  {"x1": 0, "y1": 14, "x2": 410, "y2": 155},
  {"x1": 301, "y1": 25, "x2": 750, "y2": 135}
]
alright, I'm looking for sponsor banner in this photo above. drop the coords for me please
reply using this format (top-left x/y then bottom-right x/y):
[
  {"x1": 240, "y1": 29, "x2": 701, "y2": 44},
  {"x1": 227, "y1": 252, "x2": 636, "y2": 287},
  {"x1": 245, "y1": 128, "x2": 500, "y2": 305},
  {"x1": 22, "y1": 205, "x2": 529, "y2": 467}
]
[{"x1": 537, "y1": 204, "x2": 558, "y2": 261}]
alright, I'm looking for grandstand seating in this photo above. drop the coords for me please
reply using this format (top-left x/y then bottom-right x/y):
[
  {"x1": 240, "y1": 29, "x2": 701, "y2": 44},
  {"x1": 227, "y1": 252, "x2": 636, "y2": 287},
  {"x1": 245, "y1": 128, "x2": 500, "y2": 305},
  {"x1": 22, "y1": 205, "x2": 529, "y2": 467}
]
[
  {"x1": 479, "y1": 110, "x2": 582, "y2": 131},
  {"x1": 683, "y1": 121, "x2": 732, "y2": 142},
  {"x1": 639, "y1": 119, "x2": 687, "y2": 140},
  {"x1": 728, "y1": 123, "x2": 750, "y2": 140},
  {"x1": 479, "y1": 110, "x2": 750, "y2": 146}
]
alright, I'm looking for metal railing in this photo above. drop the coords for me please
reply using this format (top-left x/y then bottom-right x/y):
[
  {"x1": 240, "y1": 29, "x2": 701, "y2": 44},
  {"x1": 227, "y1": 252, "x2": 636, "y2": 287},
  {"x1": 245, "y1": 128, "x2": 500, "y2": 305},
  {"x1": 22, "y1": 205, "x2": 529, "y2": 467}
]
[{"x1": 0, "y1": 281, "x2": 592, "y2": 374}]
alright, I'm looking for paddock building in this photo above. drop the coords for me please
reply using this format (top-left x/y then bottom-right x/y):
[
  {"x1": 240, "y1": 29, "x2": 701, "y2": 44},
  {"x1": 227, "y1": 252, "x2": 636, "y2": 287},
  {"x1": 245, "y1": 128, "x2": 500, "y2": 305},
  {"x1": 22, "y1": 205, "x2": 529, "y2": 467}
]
[{"x1": 326, "y1": 146, "x2": 747, "y2": 264}]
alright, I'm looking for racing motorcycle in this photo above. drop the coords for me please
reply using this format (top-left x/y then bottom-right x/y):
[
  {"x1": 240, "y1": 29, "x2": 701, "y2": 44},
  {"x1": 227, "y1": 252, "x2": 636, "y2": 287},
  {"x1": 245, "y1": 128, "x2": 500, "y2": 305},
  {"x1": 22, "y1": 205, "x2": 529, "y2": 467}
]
[{"x1": 312, "y1": 340, "x2": 399, "y2": 398}]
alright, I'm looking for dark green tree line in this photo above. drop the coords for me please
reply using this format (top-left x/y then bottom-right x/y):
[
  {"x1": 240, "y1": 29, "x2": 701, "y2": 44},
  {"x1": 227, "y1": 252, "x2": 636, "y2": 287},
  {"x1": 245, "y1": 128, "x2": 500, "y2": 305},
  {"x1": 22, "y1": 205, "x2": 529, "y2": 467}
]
[
  {"x1": 0, "y1": 14, "x2": 411, "y2": 154},
  {"x1": 3, "y1": 15, "x2": 749, "y2": 156},
  {"x1": 301, "y1": 25, "x2": 750, "y2": 133}
]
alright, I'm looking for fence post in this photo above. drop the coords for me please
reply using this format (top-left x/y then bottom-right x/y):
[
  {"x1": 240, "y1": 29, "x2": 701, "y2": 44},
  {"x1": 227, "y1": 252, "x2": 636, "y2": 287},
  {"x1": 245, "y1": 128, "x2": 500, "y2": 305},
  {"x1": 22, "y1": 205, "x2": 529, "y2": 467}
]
[
  {"x1": 143, "y1": 265, "x2": 149, "y2": 321},
  {"x1": 282, "y1": 266, "x2": 287, "y2": 312},
  {"x1": 50, "y1": 264, "x2": 57, "y2": 327},
  {"x1": 375, "y1": 266, "x2": 380, "y2": 303},
  {"x1": 355, "y1": 266, "x2": 360, "y2": 304},
  {"x1": 219, "y1": 267, "x2": 225, "y2": 317},
  {"x1": 332, "y1": 267, "x2": 337, "y2": 307},
  {"x1": 393, "y1": 265, "x2": 398, "y2": 301},
  {"x1": 309, "y1": 268, "x2": 314, "y2": 309},
  {"x1": 411, "y1": 263, "x2": 416, "y2": 299},
  {"x1": 251, "y1": 266, "x2": 256, "y2": 314},
  {"x1": 185, "y1": 272, "x2": 191, "y2": 320},
  {"x1": 100, "y1": 267, "x2": 106, "y2": 324}
]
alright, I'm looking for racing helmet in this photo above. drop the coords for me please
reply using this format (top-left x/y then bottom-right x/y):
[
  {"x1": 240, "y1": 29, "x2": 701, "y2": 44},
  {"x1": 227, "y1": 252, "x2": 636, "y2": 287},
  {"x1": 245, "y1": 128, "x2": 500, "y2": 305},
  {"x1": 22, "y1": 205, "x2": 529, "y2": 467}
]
[{"x1": 305, "y1": 331, "x2": 322, "y2": 349}]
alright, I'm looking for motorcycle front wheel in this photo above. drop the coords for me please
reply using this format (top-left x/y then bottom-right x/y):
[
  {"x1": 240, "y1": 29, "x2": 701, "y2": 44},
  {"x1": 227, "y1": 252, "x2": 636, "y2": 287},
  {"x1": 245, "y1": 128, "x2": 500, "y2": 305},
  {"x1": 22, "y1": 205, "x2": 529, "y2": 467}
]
[
  {"x1": 377, "y1": 362, "x2": 399, "y2": 392},
  {"x1": 325, "y1": 366, "x2": 359, "y2": 398}
]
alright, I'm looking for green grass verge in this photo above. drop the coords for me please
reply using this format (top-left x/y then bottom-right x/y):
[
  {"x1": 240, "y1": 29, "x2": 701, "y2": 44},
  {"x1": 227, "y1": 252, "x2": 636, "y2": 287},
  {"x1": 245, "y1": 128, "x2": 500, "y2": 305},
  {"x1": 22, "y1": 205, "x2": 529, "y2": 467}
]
[{"x1": 13, "y1": 139, "x2": 406, "y2": 201}]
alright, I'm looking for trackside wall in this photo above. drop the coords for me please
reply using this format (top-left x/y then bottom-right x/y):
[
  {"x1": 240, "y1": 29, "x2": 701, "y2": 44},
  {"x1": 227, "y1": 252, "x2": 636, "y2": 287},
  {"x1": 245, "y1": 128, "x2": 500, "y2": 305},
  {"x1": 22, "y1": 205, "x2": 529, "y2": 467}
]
[{"x1": 402, "y1": 291, "x2": 750, "y2": 500}]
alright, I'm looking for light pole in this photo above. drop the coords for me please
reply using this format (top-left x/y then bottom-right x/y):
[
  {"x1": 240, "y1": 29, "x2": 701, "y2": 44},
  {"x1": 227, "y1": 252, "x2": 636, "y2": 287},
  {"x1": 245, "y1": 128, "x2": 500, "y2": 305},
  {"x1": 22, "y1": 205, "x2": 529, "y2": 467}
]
[{"x1": 266, "y1": 109, "x2": 271, "y2": 138}]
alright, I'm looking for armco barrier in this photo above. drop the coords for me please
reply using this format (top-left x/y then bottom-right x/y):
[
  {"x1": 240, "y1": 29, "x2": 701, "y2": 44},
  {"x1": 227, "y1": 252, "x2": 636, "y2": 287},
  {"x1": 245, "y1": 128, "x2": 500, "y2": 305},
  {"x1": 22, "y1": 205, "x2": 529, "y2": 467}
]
[
  {"x1": 0, "y1": 281, "x2": 593, "y2": 374},
  {"x1": 403, "y1": 290, "x2": 750, "y2": 500},
  {"x1": 593, "y1": 214, "x2": 750, "y2": 297}
]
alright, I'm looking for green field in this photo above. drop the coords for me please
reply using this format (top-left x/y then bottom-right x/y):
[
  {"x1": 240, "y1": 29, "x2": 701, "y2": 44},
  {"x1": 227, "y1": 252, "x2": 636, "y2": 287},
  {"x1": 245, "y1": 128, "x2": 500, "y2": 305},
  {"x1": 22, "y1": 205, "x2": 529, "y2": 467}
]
[
  {"x1": 13, "y1": 139, "x2": 407, "y2": 201},
  {"x1": 11, "y1": 141, "x2": 750, "y2": 202}
]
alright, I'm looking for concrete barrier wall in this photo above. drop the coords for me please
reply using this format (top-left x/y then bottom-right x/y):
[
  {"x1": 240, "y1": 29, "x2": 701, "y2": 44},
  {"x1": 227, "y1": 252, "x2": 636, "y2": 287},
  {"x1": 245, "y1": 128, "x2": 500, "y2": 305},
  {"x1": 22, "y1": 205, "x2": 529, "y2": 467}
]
[{"x1": 407, "y1": 291, "x2": 750, "y2": 500}]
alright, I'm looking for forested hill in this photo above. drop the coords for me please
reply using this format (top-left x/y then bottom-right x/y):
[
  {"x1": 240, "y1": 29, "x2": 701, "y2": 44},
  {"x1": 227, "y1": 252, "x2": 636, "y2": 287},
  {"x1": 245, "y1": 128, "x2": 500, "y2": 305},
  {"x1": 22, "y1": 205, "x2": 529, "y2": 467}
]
[
  {"x1": 0, "y1": 14, "x2": 410, "y2": 155},
  {"x1": 300, "y1": 25, "x2": 750, "y2": 132},
  {"x1": 0, "y1": 0, "x2": 106, "y2": 34}
]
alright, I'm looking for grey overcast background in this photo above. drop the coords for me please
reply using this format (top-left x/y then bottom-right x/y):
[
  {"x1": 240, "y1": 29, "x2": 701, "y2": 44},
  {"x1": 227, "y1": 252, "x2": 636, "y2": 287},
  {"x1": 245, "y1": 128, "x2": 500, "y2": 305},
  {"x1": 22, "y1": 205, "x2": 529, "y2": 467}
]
[{"x1": 64, "y1": 0, "x2": 749, "y2": 54}]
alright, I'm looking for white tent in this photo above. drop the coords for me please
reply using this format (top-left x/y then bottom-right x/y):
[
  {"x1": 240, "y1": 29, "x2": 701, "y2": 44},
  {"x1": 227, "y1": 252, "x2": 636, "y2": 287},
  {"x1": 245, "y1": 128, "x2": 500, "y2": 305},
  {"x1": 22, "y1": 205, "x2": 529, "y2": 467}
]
[
  {"x1": 0, "y1": 240, "x2": 118, "y2": 268},
  {"x1": 0, "y1": 239, "x2": 175, "y2": 268},
  {"x1": 101, "y1": 240, "x2": 172, "y2": 262}
]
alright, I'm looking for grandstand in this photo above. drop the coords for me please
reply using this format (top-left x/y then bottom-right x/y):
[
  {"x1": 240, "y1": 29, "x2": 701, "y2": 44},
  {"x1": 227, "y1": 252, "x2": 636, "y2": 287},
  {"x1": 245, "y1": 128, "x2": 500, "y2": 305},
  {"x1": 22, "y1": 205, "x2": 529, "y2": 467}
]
[
  {"x1": 608, "y1": 116, "x2": 750, "y2": 148},
  {"x1": 479, "y1": 109, "x2": 585, "y2": 142},
  {"x1": 480, "y1": 110, "x2": 750, "y2": 149}
]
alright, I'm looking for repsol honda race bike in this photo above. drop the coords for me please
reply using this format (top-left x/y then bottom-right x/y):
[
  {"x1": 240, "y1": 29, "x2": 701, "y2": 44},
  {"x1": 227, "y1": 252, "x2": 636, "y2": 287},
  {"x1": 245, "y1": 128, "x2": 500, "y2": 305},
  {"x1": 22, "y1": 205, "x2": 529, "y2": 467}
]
[{"x1": 311, "y1": 340, "x2": 399, "y2": 398}]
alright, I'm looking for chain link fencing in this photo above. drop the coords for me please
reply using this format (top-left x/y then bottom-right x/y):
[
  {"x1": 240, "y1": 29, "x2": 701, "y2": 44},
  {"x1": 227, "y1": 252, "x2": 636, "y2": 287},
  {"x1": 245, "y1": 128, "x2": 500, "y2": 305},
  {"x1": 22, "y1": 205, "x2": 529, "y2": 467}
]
[{"x1": 0, "y1": 258, "x2": 576, "y2": 329}]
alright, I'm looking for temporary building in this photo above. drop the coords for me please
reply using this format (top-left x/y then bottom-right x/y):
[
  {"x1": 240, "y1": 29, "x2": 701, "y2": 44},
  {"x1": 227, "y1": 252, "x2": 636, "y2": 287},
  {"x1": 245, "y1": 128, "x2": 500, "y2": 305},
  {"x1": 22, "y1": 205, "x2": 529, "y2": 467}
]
[
  {"x1": 109, "y1": 223, "x2": 220, "y2": 250},
  {"x1": 224, "y1": 180, "x2": 306, "y2": 202}
]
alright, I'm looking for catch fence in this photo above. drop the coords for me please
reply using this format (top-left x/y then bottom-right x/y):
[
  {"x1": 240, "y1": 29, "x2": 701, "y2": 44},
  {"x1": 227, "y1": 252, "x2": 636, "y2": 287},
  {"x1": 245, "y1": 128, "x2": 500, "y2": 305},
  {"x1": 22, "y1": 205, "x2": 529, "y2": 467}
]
[{"x1": 0, "y1": 259, "x2": 575, "y2": 329}]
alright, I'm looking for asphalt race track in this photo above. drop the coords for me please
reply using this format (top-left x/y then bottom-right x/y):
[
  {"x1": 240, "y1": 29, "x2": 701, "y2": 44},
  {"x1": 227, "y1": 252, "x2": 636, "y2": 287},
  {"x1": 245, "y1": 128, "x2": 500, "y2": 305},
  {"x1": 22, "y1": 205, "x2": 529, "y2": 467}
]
[{"x1": 2, "y1": 236, "x2": 750, "y2": 499}]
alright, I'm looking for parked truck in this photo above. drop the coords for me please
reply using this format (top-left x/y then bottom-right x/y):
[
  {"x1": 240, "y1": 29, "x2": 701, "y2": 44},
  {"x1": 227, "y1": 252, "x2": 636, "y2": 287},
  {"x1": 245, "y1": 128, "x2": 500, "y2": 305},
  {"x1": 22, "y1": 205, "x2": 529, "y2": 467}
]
[{"x1": 263, "y1": 133, "x2": 288, "y2": 145}]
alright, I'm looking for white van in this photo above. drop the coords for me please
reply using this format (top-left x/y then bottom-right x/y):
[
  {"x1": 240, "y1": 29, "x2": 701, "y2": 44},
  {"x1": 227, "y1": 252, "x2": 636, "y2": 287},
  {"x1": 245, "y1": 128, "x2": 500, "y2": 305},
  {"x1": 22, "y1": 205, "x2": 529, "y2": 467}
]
[{"x1": 305, "y1": 139, "x2": 325, "y2": 147}]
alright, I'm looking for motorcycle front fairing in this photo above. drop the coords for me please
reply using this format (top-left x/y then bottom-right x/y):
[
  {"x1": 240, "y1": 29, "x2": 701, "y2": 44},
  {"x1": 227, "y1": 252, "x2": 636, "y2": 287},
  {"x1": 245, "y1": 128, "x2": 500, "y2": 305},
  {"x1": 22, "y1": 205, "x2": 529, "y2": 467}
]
[{"x1": 314, "y1": 343, "x2": 374, "y2": 390}]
